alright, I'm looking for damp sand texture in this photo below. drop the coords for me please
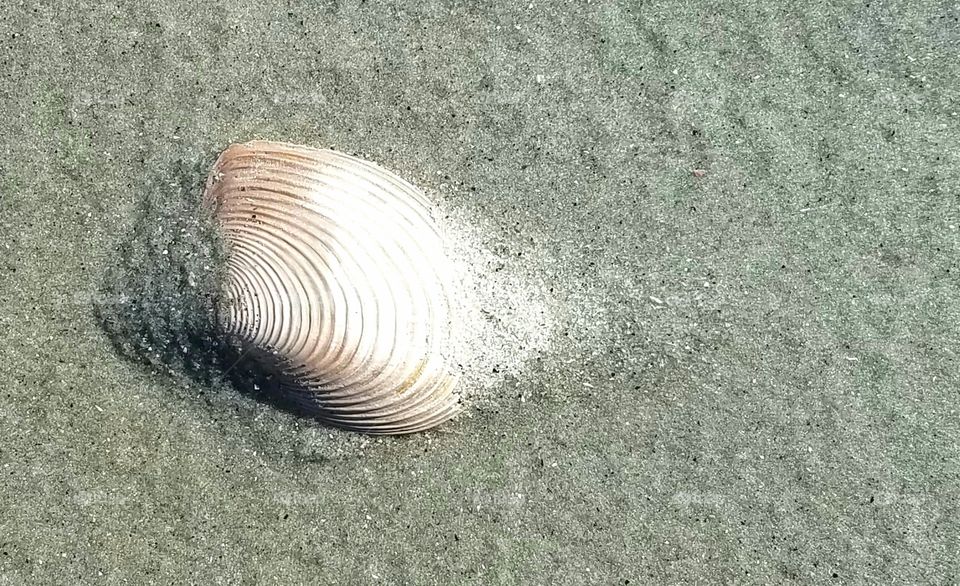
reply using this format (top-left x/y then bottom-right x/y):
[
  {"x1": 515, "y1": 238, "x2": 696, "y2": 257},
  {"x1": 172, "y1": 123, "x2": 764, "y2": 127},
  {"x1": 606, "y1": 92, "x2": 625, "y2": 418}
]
[{"x1": 1, "y1": 1, "x2": 959, "y2": 584}]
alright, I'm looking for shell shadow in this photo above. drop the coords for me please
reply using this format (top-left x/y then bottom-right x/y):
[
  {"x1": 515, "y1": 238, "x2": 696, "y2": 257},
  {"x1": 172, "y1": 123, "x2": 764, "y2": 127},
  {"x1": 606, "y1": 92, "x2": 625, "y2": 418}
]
[{"x1": 93, "y1": 157, "x2": 314, "y2": 420}]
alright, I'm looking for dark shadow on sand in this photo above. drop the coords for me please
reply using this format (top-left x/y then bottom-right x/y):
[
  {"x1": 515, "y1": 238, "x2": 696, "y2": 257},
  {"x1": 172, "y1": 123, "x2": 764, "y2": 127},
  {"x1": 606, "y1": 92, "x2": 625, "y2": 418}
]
[{"x1": 93, "y1": 156, "x2": 311, "y2": 420}]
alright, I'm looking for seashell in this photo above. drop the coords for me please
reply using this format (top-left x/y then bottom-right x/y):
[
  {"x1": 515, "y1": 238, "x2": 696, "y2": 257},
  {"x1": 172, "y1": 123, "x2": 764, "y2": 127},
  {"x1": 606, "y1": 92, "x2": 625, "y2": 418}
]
[{"x1": 203, "y1": 140, "x2": 462, "y2": 434}]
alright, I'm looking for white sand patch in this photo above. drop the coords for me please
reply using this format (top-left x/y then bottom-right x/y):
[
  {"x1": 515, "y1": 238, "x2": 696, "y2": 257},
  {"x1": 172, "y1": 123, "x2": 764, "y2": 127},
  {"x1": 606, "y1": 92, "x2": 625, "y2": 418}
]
[{"x1": 431, "y1": 197, "x2": 559, "y2": 405}]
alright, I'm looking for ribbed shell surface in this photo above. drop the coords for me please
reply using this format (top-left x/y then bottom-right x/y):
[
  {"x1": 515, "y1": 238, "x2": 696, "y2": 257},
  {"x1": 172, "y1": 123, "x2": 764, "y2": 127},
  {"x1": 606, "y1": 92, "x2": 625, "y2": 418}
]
[{"x1": 204, "y1": 141, "x2": 461, "y2": 434}]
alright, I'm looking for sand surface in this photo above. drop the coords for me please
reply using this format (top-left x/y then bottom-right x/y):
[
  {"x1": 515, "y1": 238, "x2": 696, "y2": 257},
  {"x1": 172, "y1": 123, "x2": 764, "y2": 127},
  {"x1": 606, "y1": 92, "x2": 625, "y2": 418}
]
[{"x1": 1, "y1": 1, "x2": 958, "y2": 583}]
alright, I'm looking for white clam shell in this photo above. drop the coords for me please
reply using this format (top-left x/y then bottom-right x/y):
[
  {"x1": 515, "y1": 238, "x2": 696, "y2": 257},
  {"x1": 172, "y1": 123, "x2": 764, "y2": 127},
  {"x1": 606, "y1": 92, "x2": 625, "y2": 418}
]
[{"x1": 204, "y1": 141, "x2": 462, "y2": 434}]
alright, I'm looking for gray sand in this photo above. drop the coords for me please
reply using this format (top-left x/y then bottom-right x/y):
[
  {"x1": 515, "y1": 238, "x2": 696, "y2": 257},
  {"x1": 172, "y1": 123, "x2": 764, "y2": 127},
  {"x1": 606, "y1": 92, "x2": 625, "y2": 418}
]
[{"x1": 1, "y1": 1, "x2": 959, "y2": 583}]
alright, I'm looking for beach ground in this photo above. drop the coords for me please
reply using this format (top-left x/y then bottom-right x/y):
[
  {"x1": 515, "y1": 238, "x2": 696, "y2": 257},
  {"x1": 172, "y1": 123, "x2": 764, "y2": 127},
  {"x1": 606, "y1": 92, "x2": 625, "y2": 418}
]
[{"x1": 0, "y1": 1, "x2": 958, "y2": 583}]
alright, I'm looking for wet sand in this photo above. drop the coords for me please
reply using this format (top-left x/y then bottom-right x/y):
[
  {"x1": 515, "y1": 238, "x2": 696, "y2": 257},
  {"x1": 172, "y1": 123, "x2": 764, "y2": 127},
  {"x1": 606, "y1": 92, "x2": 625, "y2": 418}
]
[{"x1": 1, "y1": 1, "x2": 958, "y2": 583}]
